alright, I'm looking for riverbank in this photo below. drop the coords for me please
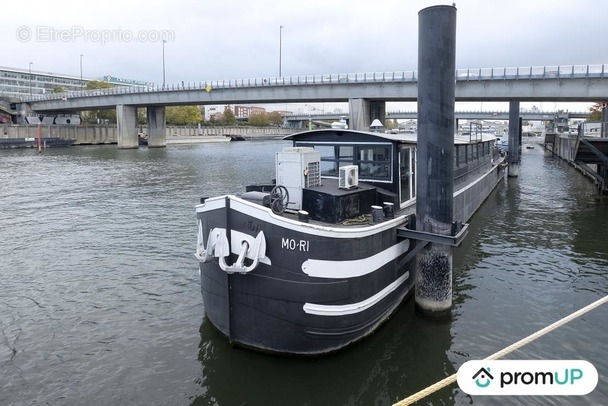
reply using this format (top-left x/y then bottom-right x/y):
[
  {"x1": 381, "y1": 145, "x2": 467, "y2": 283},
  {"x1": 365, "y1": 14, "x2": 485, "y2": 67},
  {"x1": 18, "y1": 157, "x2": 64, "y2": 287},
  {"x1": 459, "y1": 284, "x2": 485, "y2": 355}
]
[
  {"x1": 1, "y1": 124, "x2": 296, "y2": 145},
  {"x1": 166, "y1": 135, "x2": 230, "y2": 144},
  {"x1": 165, "y1": 133, "x2": 289, "y2": 144}
]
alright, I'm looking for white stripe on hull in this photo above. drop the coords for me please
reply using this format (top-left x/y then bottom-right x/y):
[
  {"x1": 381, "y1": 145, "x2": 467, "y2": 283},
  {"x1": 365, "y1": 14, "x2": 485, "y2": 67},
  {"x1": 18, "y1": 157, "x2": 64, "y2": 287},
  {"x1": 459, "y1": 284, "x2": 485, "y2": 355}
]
[
  {"x1": 303, "y1": 272, "x2": 410, "y2": 316},
  {"x1": 302, "y1": 239, "x2": 410, "y2": 278}
]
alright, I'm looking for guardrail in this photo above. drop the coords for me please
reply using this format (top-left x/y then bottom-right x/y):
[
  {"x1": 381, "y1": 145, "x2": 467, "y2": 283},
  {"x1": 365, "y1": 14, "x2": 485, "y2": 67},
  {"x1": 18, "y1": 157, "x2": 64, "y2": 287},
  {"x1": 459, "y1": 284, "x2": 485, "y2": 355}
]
[
  {"x1": 284, "y1": 110, "x2": 591, "y2": 120},
  {"x1": 23, "y1": 64, "x2": 608, "y2": 103},
  {"x1": 579, "y1": 121, "x2": 608, "y2": 138},
  {"x1": 385, "y1": 110, "x2": 590, "y2": 115}
]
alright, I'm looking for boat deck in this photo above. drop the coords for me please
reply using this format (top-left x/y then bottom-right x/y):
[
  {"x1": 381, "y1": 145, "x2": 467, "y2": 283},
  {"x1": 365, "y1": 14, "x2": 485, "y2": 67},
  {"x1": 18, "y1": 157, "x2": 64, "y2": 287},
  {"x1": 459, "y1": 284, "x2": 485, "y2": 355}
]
[
  {"x1": 244, "y1": 177, "x2": 415, "y2": 228},
  {"x1": 279, "y1": 204, "x2": 414, "y2": 229}
]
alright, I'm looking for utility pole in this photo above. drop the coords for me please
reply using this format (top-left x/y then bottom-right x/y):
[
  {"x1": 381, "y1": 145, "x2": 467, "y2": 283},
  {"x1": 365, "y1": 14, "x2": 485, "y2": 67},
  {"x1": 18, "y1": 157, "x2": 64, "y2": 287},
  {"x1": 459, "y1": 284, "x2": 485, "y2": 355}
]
[
  {"x1": 162, "y1": 40, "x2": 167, "y2": 87},
  {"x1": 80, "y1": 54, "x2": 84, "y2": 89},
  {"x1": 279, "y1": 26, "x2": 284, "y2": 77},
  {"x1": 29, "y1": 62, "x2": 33, "y2": 96}
]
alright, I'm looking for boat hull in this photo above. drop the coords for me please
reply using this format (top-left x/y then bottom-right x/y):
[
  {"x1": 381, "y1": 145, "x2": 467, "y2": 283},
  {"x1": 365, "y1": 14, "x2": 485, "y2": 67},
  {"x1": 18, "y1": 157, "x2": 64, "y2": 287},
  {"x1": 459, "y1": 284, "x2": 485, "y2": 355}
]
[
  {"x1": 196, "y1": 197, "x2": 416, "y2": 355},
  {"x1": 194, "y1": 128, "x2": 507, "y2": 355}
]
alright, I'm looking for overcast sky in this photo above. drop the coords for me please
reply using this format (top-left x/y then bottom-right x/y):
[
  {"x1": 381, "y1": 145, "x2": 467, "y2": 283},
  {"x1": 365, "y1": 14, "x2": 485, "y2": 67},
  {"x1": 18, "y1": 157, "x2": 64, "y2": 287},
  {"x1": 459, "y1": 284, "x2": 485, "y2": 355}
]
[{"x1": 2, "y1": 0, "x2": 605, "y2": 112}]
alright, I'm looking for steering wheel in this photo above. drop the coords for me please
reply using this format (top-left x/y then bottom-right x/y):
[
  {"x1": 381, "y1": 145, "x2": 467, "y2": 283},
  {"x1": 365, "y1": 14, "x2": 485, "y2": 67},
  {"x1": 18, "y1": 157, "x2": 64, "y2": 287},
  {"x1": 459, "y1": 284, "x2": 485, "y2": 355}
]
[{"x1": 270, "y1": 185, "x2": 289, "y2": 214}]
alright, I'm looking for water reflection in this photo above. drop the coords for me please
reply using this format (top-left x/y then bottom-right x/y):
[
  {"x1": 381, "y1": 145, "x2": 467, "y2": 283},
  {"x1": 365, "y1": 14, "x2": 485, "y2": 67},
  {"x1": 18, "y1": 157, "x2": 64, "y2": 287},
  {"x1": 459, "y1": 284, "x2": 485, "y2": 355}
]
[{"x1": 194, "y1": 297, "x2": 456, "y2": 406}]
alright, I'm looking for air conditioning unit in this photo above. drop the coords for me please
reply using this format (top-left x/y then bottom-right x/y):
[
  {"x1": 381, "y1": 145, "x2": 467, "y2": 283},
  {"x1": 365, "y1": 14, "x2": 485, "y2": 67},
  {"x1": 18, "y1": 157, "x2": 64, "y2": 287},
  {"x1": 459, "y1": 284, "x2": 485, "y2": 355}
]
[
  {"x1": 276, "y1": 147, "x2": 321, "y2": 210},
  {"x1": 339, "y1": 165, "x2": 358, "y2": 189}
]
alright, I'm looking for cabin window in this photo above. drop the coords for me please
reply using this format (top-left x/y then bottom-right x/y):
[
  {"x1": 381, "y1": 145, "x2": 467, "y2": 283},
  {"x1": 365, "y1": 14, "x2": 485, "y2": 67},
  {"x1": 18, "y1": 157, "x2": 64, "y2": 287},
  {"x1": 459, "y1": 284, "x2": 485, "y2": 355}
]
[
  {"x1": 316, "y1": 145, "x2": 339, "y2": 176},
  {"x1": 356, "y1": 146, "x2": 391, "y2": 180},
  {"x1": 399, "y1": 146, "x2": 416, "y2": 204},
  {"x1": 302, "y1": 143, "x2": 391, "y2": 181},
  {"x1": 316, "y1": 145, "x2": 355, "y2": 176},
  {"x1": 460, "y1": 144, "x2": 467, "y2": 166}
]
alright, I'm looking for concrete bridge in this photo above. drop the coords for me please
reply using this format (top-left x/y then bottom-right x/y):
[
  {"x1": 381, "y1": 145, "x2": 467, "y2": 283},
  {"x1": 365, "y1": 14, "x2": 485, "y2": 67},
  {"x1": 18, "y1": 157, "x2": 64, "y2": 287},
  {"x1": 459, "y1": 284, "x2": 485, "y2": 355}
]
[{"x1": 19, "y1": 64, "x2": 608, "y2": 148}]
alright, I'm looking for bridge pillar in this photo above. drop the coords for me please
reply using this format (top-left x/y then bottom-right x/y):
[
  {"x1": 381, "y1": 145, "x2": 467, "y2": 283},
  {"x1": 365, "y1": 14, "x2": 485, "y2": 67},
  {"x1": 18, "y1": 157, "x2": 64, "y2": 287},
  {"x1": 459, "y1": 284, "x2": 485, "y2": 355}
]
[
  {"x1": 116, "y1": 104, "x2": 138, "y2": 149},
  {"x1": 349, "y1": 99, "x2": 369, "y2": 131},
  {"x1": 602, "y1": 104, "x2": 608, "y2": 136},
  {"x1": 348, "y1": 99, "x2": 386, "y2": 131},
  {"x1": 370, "y1": 101, "x2": 386, "y2": 126},
  {"x1": 507, "y1": 100, "x2": 521, "y2": 177},
  {"x1": 147, "y1": 106, "x2": 166, "y2": 148},
  {"x1": 14, "y1": 103, "x2": 30, "y2": 124}
]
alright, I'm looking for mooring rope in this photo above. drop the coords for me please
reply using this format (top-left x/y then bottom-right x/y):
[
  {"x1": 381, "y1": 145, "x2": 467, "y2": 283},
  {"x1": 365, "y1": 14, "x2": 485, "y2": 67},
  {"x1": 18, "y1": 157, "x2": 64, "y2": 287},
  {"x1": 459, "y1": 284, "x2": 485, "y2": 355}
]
[
  {"x1": 341, "y1": 215, "x2": 371, "y2": 226},
  {"x1": 393, "y1": 294, "x2": 608, "y2": 406}
]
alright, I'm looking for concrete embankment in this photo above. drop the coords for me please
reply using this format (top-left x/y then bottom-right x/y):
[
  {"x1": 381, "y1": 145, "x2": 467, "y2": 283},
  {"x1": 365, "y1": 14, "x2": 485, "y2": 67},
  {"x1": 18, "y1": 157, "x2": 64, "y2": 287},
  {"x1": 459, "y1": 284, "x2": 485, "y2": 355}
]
[
  {"x1": 166, "y1": 133, "x2": 288, "y2": 144},
  {"x1": 542, "y1": 132, "x2": 608, "y2": 193},
  {"x1": 167, "y1": 135, "x2": 230, "y2": 144},
  {"x1": 1, "y1": 124, "x2": 296, "y2": 145}
]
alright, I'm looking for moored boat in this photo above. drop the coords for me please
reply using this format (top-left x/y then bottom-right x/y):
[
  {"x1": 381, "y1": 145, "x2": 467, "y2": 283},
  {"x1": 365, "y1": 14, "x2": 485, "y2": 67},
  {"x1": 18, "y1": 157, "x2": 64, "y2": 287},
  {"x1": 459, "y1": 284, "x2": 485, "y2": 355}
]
[
  {"x1": 138, "y1": 133, "x2": 148, "y2": 146},
  {"x1": 195, "y1": 128, "x2": 506, "y2": 355}
]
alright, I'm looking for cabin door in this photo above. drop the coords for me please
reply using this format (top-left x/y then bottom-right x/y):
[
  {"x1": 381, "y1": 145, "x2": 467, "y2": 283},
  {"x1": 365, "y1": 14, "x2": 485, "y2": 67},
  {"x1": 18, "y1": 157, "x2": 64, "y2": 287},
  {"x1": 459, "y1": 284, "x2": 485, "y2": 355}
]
[{"x1": 399, "y1": 146, "x2": 416, "y2": 206}]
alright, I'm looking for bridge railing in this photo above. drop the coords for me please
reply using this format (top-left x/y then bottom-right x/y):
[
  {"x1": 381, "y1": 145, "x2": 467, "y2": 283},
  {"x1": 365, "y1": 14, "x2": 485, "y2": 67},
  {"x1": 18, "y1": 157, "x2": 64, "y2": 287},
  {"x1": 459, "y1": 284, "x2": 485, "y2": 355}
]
[
  {"x1": 23, "y1": 64, "x2": 608, "y2": 103},
  {"x1": 455, "y1": 65, "x2": 607, "y2": 81},
  {"x1": 285, "y1": 110, "x2": 591, "y2": 120},
  {"x1": 579, "y1": 121, "x2": 608, "y2": 138}
]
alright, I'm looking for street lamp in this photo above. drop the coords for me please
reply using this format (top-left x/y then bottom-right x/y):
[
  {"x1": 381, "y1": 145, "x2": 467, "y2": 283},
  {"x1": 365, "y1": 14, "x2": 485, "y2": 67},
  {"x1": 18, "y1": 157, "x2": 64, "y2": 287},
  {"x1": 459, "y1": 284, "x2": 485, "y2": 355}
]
[
  {"x1": 162, "y1": 39, "x2": 167, "y2": 87},
  {"x1": 279, "y1": 26, "x2": 284, "y2": 77},
  {"x1": 29, "y1": 62, "x2": 33, "y2": 97},
  {"x1": 305, "y1": 103, "x2": 315, "y2": 130},
  {"x1": 80, "y1": 54, "x2": 84, "y2": 89}
]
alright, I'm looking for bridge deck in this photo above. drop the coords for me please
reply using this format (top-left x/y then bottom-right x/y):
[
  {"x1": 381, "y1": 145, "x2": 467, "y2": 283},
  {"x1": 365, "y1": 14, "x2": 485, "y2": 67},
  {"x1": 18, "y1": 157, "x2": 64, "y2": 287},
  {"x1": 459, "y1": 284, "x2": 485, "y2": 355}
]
[{"x1": 20, "y1": 64, "x2": 608, "y2": 112}]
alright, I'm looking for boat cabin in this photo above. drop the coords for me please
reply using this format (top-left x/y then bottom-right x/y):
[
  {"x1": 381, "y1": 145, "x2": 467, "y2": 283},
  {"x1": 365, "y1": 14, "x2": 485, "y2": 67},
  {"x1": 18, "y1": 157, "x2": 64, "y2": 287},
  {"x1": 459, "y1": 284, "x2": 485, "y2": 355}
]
[
  {"x1": 288, "y1": 128, "x2": 416, "y2": 208},
  {"x1": 244, "y1": 129, "x2": 499, "y2": 224},
  {"x1": 242, "y1": 129, "x2": 416, "y2": 224}
]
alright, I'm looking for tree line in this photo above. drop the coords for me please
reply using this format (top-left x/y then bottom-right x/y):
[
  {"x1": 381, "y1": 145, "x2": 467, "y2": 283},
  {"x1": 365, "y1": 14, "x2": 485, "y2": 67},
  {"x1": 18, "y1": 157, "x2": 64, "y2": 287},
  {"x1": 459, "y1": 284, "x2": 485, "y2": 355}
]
[{"x1": 587, "y1": 102, "x2": 608, "y2": 122}]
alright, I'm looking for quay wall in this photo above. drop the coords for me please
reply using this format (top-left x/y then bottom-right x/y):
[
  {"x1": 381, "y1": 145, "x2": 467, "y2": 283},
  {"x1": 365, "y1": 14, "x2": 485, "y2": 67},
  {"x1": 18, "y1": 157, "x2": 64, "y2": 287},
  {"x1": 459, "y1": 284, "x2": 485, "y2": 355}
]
[
  {"x1": 544, "y1": 133, "x2": 601, "y2": 186},
  {"x1": 160, "y1": 126, "x2": 294, "y2": 137},
  {"x1": 0, "y1": 124, "x2": 295, "y2": 145},
  {"x1": 544, "y1": 133, "x2": 597, "y2": 172},
  {"x1": 550, "y1": 133, "x2": 578, "y2": 162}
]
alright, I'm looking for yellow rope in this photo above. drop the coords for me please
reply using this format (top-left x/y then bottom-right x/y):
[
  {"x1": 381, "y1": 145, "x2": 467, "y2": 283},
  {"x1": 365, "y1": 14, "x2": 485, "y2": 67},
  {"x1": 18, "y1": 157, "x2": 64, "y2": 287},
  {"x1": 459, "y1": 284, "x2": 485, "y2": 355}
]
[
  {"x1": 393, "y1": 294, "x2": 608, "y2": 406},
  {"x1": 341, "y1": 215, "x2": 371, "y2": 226}
]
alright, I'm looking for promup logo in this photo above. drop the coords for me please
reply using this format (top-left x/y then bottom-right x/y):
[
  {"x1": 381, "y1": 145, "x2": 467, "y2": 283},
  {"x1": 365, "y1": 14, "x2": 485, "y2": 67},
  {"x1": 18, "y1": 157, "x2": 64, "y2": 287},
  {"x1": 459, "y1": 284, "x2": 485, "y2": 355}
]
[
  {"x1": 458, "y1": 360, "x2": 598, "y2": 396},
  {"x1": 472, "y1": 367, "x2": 494, "y2": 388}
]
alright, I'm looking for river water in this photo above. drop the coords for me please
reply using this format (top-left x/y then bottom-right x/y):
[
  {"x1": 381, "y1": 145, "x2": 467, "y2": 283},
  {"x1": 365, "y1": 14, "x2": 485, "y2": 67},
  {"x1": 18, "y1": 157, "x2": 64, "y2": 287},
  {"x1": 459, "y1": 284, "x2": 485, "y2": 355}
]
[{"x1": 1, "y1": 140, "x2": 606, "y2": 405}]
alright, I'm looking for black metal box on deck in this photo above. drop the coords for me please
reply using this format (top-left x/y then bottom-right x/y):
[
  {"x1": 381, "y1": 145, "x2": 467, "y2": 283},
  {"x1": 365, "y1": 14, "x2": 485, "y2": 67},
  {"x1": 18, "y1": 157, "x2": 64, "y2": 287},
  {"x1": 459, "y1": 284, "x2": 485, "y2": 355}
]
[{"x1": 302, "y1": 179, "x2": 377, "y2": 223}]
